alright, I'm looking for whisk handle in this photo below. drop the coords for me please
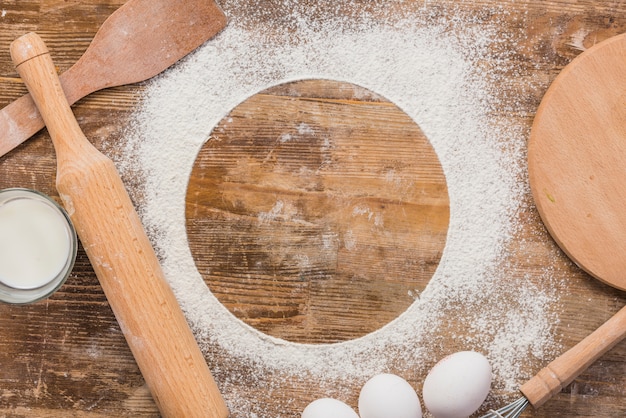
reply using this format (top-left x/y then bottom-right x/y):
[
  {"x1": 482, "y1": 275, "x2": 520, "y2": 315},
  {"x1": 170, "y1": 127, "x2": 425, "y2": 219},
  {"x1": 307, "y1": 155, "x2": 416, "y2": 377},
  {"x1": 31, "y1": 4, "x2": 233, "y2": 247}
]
[{"x1": 520, "y1": 304, "x2": 626, "y2": 407}]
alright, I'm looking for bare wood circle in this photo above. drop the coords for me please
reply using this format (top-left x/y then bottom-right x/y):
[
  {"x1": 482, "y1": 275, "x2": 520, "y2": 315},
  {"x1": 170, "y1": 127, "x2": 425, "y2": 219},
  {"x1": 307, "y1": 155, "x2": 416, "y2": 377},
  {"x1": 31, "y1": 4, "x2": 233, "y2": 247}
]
[{"x1": 186, "y1": 79, "x2": 449, "y2": 343}]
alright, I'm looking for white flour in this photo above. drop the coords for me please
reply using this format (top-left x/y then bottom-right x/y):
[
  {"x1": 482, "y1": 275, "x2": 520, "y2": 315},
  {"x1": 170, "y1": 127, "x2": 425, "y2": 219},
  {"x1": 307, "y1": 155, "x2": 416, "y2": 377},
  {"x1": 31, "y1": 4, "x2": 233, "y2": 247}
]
[{"x1": 118, "y1": 1, "x2": 563, "y2": 415}]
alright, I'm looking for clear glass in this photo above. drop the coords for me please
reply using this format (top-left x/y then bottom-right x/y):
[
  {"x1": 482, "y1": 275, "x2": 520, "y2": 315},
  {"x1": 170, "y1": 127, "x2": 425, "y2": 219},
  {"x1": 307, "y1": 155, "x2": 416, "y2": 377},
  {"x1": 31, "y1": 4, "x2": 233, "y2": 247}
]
[{"x1": 0, "y1": 188, "x2": 77, "y2": 304}]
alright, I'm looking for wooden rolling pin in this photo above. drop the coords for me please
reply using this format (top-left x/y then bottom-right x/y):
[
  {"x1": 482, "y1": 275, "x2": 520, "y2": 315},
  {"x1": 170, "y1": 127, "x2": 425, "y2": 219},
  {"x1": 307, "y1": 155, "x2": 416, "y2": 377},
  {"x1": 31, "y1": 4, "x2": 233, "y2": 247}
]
[{"x1": 10, "y1": 32, "x2": 229, "y2": 418}]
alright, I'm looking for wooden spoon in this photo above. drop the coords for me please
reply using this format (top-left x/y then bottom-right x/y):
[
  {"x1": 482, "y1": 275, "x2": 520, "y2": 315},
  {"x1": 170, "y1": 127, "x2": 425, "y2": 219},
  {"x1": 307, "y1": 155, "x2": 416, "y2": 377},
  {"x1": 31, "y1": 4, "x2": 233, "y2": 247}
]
[
  {"x1": 0, "y1": 0, "x2": 227, "y2": 157},
  {"x1": 522, "y1": 32, "x2": 626, "y2": 407},
  {"x1": 11, "y1": 32, "x2": 229, "y2": 418}
]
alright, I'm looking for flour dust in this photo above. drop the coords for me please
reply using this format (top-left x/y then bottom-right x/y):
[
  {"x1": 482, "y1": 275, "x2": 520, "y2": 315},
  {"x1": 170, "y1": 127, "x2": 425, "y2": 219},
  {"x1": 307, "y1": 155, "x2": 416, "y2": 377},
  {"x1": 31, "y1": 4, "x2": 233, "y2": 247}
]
[{"x1": 117, "y1": 1, "x2": 563, "y2": 416}]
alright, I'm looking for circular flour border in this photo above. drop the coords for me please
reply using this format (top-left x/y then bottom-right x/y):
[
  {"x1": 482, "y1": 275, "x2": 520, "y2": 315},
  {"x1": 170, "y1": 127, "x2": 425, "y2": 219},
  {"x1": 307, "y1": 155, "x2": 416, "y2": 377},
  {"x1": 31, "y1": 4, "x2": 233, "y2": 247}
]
[{"x1": 120, "y1": 7, "x2": 545, "y2": 411}]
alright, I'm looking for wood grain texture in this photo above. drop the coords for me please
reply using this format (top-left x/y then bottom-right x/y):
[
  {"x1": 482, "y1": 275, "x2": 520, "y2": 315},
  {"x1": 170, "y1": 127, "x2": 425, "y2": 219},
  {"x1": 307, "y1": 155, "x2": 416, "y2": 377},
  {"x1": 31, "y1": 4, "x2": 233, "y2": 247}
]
[
  {"x1": 11, "y1": 32, "x2": 227, "y2": 417},
  {"x1": 186, "y1": 79, "x2": 449, "y2": 343},
  {"x1": 0, "y1": 1, "x2": 625, "y2": 417},
  {"x1": 0, "y1": 0, "x2": 227, "y2": 156},
  {"x1": 520, "y1": 305, "x2": 626, "y2": 407},
  {"x1": 528, "y1": 32, "x2": 626, "y2": 291},
  {"x1": 523, "y1": 28, "x2": 626, "y2": 410}
]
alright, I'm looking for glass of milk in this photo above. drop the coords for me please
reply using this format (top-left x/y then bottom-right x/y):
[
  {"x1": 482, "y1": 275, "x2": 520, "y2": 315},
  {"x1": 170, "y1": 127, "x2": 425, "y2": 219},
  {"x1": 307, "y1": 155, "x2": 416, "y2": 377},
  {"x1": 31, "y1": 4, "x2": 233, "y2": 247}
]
[{"x1": 0, "y1": 188, "x2": 77, "y2": 304}]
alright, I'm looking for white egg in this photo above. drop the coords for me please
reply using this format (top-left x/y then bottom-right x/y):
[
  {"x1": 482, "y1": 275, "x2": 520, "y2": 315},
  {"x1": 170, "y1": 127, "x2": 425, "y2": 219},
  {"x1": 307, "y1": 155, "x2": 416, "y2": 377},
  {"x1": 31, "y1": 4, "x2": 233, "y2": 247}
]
[
  {"x1": 422, "y1": 351, "x2": 492, "y2": 418},
  {"x1": 301, "y1": 398, "x2": 359, "y2": 418},
  {"x1": 358, "y1": 373, "x2": 423, "y2": 418}
]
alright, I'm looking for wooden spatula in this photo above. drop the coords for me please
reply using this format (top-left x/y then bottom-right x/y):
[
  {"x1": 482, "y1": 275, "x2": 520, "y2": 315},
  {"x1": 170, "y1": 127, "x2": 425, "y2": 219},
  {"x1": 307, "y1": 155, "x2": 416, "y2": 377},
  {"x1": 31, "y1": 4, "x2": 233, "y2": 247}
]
[
  {"x1": 11, "y1": 32, "x2": 229, "y2": 418},
  {"x1": 0, "y1": 0, "x2": 227, "y2": 157},
  {"x1": 522, "y1": 32, "x2": 626, "y2": 407}
]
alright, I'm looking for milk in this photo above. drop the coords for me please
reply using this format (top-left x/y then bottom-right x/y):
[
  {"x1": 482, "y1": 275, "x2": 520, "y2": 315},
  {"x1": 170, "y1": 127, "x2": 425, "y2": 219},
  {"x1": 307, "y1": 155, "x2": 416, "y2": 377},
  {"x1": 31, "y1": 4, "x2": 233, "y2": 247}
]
[{"x1": 0, "y1": 197, "x2": 72, "y2": 290}]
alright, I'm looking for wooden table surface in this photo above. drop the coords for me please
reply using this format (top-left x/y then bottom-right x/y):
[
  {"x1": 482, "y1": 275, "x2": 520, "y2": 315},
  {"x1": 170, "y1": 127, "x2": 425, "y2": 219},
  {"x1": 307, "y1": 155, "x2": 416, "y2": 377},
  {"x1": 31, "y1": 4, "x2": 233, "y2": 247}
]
[{"x1": 0, "y1": 1, "x2": 625, "y2": 417}]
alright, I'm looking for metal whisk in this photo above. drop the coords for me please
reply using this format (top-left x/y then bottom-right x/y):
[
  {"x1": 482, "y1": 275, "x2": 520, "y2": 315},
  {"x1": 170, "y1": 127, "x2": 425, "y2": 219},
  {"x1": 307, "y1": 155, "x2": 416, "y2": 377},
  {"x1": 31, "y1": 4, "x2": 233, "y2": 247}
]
[{"x1": 479, "y1": 397, "x2": 529, "y2": 418}]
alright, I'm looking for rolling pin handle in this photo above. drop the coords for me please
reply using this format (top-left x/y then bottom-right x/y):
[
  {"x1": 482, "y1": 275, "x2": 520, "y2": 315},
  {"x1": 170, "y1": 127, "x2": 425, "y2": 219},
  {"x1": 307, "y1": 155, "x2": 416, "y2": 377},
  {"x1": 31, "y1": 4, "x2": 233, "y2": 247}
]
[{"x1": 11, "y1": 32, "x2": 229, "y2": 418}]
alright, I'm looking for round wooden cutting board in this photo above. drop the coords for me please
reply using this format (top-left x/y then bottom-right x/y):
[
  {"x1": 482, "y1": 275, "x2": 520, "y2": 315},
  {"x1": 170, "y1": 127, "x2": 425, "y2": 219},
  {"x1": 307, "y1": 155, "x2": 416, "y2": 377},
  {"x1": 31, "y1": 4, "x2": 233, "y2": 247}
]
[
  {"x1": 185, "y1": 79, "x2": 450, "y2": 343},
  {"x1": 528, "y1": 33, "x2": 626, "y2": 291}
]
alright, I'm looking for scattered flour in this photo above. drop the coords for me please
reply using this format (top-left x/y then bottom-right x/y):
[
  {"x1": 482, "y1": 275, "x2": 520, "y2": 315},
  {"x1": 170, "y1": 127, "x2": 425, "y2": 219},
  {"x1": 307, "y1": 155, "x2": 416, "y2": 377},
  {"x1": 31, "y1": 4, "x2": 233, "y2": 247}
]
[{"x1": 118, "y1": 1, "x2": 563, "y2": 415}]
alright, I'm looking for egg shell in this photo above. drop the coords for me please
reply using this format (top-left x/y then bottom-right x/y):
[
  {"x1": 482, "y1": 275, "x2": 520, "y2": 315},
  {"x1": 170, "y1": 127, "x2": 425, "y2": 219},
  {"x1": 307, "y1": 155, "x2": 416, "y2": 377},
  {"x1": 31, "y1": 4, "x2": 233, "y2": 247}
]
[
  {"x1": 358, "y1": 373, "x2": 423, "y2": 418},
  {"x1": 301, "y1": 398, "x2": 359, "y2": 418},
  {"x1": 422, "y1": 351, "x2": 492, "y2": 418}
]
